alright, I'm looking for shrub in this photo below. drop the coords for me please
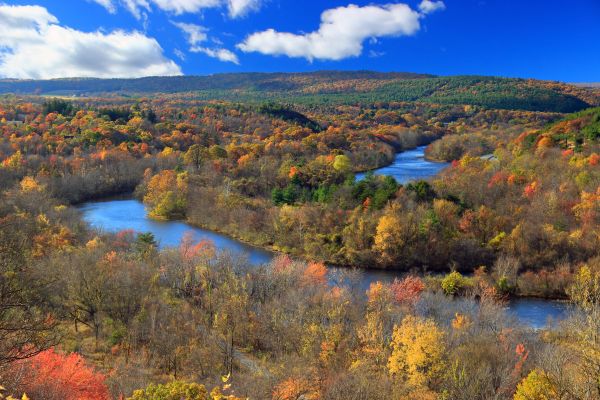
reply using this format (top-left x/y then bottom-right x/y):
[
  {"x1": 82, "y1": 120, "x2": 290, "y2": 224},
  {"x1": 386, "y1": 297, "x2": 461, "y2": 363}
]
[{"x1": 441, "y1": 271, "x2": 472, "y2": 295}]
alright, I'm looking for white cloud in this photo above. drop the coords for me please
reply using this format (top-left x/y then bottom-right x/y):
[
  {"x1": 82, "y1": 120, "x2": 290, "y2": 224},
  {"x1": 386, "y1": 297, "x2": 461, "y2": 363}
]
[
  {"x1": 172, "y1": 21, "x2": 208, "y2": 45},
  {"x1": 149, "y1": 0, "x2": 221, "y2": 14},
  {"x1": 368, "y1": 50, "x2": 385, "y2": 58},
  {"x1": 97, "y1": 0, "x2": 261, "y2": 19},
  {"x1": 0, "y1": 4, "x2": 181, "y2": 79},
  {"x1": 418, "y1": 0, "x2": 446, "y2": 14},
  {"x1": 228, "y1": 0, "x2": 261, "y2": 18},
  {"x1": 173, "y1": 21, "x2": 239, "y2": 64},
  {"x1": 191, "y1": 46, "x2": 239, "y2": 64},
  {"x1": 238, "y1": 3, "x2": 434, "y2": 61},
  {"x1": 174, "y1": 48, "x2": 187, "y2": 60},
  {"x1": 122, "y1": 0, "x2": 150, "y2": 20},
  {"x1": 90, "y1": 0, "x2": 117, "y2": 13},
  {"x1": 0, "y1": 4, "x2": 57, "y2": 48}
]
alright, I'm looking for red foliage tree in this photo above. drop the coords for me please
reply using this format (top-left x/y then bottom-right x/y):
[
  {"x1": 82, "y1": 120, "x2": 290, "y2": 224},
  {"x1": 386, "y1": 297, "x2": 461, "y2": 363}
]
[
  {"x1": 272, "y1": 254, "x2": 293, "y2": 273},
  {"x1": 390, "y1": 275, "x2": 425, "y2": 305},
  {"x1": 5, "y1": 348, "x2": 111, "y2": 400}
]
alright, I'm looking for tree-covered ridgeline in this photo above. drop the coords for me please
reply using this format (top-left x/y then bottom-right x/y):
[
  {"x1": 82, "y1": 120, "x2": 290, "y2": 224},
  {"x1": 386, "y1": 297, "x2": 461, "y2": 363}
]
[{"x1": 0, "y1": 73, "x2": 597, "y2": 113}]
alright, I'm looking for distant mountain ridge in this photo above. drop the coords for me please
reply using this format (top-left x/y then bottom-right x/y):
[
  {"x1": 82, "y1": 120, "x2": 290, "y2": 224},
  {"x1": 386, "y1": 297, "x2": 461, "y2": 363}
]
[
  {"x1": 0, "y1": 71, "x2": 432, "y2": 94},
  {"x1": 0, "y1": 71, "x2": 598, "y2": 113}
]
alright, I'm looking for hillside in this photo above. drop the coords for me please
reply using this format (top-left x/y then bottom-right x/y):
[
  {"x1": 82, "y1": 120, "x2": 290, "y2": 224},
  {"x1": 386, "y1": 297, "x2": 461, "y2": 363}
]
[
  {"x1": 0, "y1": 71, "x2": 598, "y2": 113},
  {"x1": 0, "y1": 71, "x2": 430, "y2": 95},
  {"x1": 523, "y1": 106, "x2": 600, "y2": 150}
]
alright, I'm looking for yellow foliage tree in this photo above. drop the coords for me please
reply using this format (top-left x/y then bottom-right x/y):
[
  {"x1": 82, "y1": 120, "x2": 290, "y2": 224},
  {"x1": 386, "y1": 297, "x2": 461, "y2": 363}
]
[
  {"x1": 373, "y1": 206, "x2": 417, "y2": 266},
  {"x1": 451, "y1": 313, "x2": 472, "y2": 332},
  {"x1": 332, "y1": 154, "x2": 351, "y2": 173},
  {"x1": 159, "y1": 147, "x2": 174, "y2": 158},
  {"x1": 144, "y1": 170, "x2": 188, "y2": 220},
  {"x1": 20, "y1": 176, "x2": 43, "y2": 192},
  {"x1": 568, "y1": 265, "x2": 600, "y2": 312},
  {"x1": 388, "y1": 315, "x2": 446, "y2": 388},
  {"x1": 2, "y1": 151, "x2": 22, "y2": 169},
  {"x1": 514, "y1": 369, "x2": 556, "y2": 400}
]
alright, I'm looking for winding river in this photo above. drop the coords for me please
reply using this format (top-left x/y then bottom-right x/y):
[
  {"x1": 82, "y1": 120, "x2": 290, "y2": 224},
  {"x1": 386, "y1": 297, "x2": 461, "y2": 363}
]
[
  {"x1": 80, "y1": 146, "x2": 570, "y2": 329},
  {"x1": 355, "y1": 145, "x2": 449, "y2": 183}
]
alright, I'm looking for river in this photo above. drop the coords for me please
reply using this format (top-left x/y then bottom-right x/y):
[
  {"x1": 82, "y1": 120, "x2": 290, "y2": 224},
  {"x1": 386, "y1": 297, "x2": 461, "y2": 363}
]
[
  {"x1": 79, "y1": 146, "x2": 570, "y2": 329},
  {"x1": 355, "y1": 145, "x2": 449, "y2": 183}
]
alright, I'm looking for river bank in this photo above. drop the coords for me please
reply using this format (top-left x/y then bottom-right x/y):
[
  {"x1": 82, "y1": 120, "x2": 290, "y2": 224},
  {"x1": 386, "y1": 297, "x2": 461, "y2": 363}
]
[{"x1": 80, "y1": 197, "x2": 571, "y2": 329}]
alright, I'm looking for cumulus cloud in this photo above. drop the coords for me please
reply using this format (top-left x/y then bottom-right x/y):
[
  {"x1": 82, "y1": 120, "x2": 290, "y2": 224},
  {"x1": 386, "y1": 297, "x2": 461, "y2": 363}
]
[
  {"x1": 237, "y1": 2, "x2": 445, "y2": 61},
  {"x1": 96, "y1": 0, "x2": 261, "y2": 19},
  {"x1": 172, "y1": 21, "x2": 208, "y2": 45},
  {"x1": 191, "y1": 46, "x2": 240, "y2": 64},
  {"x1": 418, "y1": 0, "x2": 446, "y2": 14},
  {"x1": 172, "y1": 21, "x2": 239, "y2": 64},
  {"x1": 0, "y1": 4, "x2": 57, "y2": 47},
  {"x1": 0, "y1": 4, "x2": 181, "y2": 79}
]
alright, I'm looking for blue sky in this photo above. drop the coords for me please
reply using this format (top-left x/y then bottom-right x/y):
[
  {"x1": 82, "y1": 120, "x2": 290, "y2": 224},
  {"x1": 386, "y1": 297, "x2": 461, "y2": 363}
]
[{"x1": 1, "y1": 0, "x2": 599, "y2": 81}]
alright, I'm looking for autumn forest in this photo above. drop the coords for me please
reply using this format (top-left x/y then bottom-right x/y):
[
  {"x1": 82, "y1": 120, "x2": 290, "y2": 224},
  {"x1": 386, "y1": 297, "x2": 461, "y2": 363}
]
[{"x1": 2, "y1": 72, "x2": 600, "y2": 399}]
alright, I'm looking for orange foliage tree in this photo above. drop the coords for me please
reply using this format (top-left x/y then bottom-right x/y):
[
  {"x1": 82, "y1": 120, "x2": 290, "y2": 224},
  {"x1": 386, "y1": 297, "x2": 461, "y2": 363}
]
[
  {"x1": 272, "y1": 376, "x2": 319, "y2": 400},
  {"x1": 302, "y1": 262, "x2": 328, "y2": 286},
  {"x1": 4, "y1": 348, "x2": 111, "y2": 400}
]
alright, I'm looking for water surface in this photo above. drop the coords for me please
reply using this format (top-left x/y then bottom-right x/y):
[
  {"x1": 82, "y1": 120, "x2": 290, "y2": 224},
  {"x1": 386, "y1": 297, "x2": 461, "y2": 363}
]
[
  {"x1": 508, "y1": 298, "x2": 570, "y2": 330},
  {"x1": 355, "y1": 145, "x2": 449, "y2": 183},
  {"x1": 80, "y1": 199, "x2": 273, "y2": 265}
]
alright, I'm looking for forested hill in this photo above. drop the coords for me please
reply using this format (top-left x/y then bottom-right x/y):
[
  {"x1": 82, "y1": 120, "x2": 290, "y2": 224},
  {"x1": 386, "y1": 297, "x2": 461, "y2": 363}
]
[
  {"x1": 0, "y1": 71, "x2": 431, "y2": 94},
  {"x1": 0, "y1": 71, "x2": 598, "y2": 113}
]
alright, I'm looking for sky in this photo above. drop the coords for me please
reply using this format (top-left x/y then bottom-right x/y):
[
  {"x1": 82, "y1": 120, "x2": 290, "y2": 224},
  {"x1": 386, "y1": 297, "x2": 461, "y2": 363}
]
[{"x1": 0, "y1": 0, "x2": 599, "y2": 82}]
